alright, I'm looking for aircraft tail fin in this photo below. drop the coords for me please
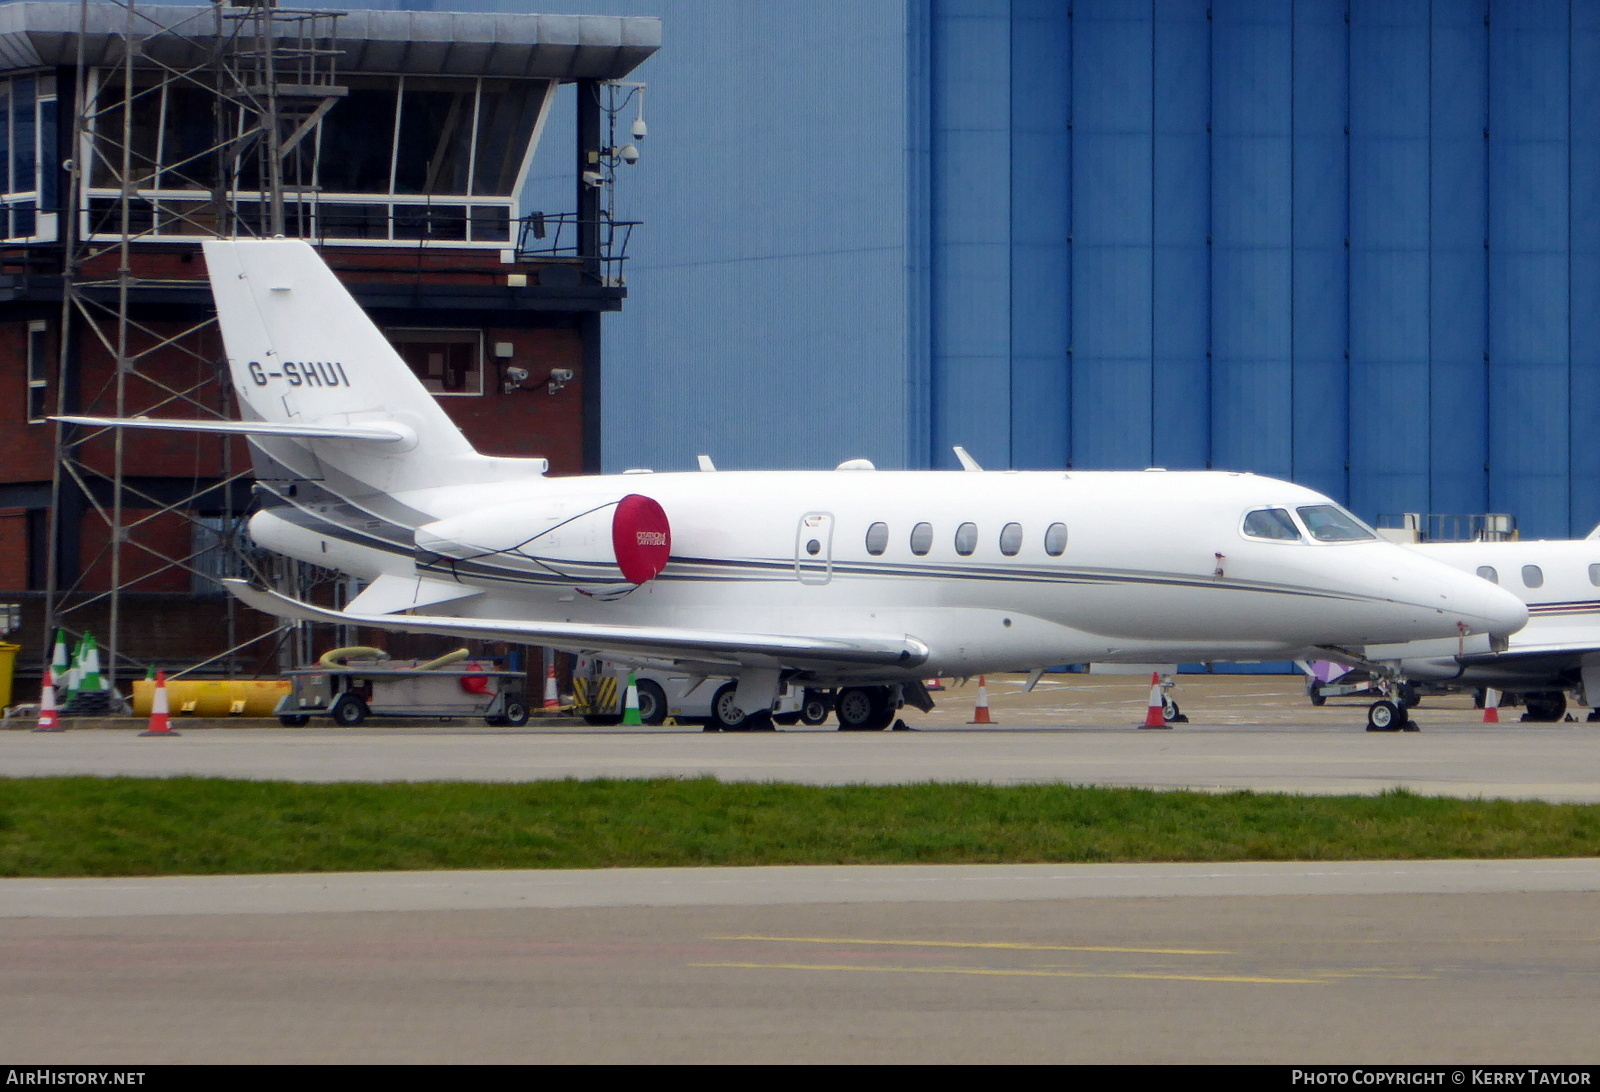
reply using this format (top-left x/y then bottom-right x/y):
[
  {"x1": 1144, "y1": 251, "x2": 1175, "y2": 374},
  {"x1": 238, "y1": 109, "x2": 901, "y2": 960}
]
[{"x1": 200, "y1": 238, "x2": 508, "y2": 495}]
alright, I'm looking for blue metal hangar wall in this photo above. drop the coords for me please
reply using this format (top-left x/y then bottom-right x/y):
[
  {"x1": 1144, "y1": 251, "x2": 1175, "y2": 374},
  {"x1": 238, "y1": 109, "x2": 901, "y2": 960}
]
[{"x1": 313, "y1": 3, "x2": 1600, "y2": 537}]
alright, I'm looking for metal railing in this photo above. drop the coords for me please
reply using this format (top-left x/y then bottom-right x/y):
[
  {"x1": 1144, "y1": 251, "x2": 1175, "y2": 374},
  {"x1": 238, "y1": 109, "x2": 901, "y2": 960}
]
[
  {"x1": 1376, "y1": 512, "x2": 1519, "y2": 543},
  {"x1": 515, "y1": 212, "x2": 637, "y2": 287}
]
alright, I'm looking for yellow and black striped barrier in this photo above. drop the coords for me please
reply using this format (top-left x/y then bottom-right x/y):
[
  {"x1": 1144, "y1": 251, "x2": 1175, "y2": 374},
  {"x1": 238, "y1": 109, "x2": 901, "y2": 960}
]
[{"x1": 573, "y1": 675, "x2": 619, "y2": 715}]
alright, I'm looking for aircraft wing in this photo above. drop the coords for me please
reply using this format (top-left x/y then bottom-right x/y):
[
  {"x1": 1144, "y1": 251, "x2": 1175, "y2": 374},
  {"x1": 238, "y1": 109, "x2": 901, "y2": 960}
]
[
  {"x1": 1455, "y1": 639, "x2": 1599, "y2": 676},
  {"x1": 223, "y1": 579, "x2": 930, "y2": 670},
  {"x1": 1461, "y1": 639, "x2": 1600, "y2": 664}
]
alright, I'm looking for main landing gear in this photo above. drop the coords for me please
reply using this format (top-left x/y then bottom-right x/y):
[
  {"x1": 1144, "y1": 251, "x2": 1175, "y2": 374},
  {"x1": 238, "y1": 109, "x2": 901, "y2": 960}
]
[{"x1": 834, "y1": 685, "x2": 898, "y2": 731}]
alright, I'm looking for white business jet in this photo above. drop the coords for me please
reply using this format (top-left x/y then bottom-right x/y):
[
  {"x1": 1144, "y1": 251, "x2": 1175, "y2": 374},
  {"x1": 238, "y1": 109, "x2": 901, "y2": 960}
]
[
  {"x1": 56, "y1": 239, "x2": 1529, "y2": 731},
  {"x1": 1325, "y1": 536, "x2": 1600, "y2": 724}
]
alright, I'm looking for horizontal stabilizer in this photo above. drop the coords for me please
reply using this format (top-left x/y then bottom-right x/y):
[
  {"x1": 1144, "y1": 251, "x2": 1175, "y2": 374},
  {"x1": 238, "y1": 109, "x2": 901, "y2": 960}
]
[
  {"x1": 51, "y1": 415, "x2": 410, "y2": 443},
  {"x1": 223, "y1": 579, "x2": 930, "y2": 670}
]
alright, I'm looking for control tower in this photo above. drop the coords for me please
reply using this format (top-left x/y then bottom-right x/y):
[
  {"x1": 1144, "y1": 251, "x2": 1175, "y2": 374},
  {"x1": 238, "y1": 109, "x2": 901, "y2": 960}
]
[{"x1": 0, "y1": 2, "x2": 658, "y2": 683}]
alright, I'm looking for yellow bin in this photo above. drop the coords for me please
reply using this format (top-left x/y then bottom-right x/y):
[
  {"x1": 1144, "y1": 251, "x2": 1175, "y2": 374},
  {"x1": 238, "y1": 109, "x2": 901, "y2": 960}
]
[
  {"x1": 0, "y1": 641, "x2": 18, "y2": 710},
  {"x1": 132, "y1": 678, "x2": 291, "y2": 717}
]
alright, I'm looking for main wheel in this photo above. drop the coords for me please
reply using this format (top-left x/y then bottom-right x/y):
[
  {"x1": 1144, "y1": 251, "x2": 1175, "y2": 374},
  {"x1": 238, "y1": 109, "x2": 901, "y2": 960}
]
[
  {"x1": 1308, "y1": 690, "x2": 1327, "y2": 707},
  {"x1": 330, "y1": 694, "x2": 368, "y2": 726},
  {"x1": 836, "y1": 686, "x2": 893, "y2": 731},
  {"x1": 742, "y1": 710, "x2": 776, "y2": 732},
  {"x1": 634, "y1": 680, "x2": 668, "y2": 726},
  {"x1": 711, "y1": 682, "x2": 752, "y2": 731},
  {"x1": 800, "y1": 691, "x2": 831, "y2": 726},
  {"x1": 1522, "y1": 690, "x2": 1568, "y2": 722},
  {"x1": 1365, "y1": 699, "x2": 1402, "y2": 732},
  {"x1": 1162, "y1": 698, "x2": 1186, "y2": 723},
  {"x1": 1398, "y1": 682, "x2": 1420, "y2": 709}
]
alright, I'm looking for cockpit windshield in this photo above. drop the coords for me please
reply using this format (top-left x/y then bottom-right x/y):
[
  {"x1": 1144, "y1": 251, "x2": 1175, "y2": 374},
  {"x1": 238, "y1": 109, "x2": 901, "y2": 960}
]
[
  {"x1": 1296, "y1": 504, "x2": 1376, "y2": 542},
  {"x1": 1242, "y1": 508, "x2": 1302, "y2": 541}
]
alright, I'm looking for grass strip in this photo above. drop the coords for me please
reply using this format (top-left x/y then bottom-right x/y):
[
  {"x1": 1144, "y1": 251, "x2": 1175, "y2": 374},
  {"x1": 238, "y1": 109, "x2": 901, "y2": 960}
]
[{"x1": 0, "y1": 776, "x2": 1597, "y2": 877}]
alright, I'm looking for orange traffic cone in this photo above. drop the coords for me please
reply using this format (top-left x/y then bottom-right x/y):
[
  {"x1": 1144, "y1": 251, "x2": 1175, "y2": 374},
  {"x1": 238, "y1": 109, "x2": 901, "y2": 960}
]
[
  {"x1": 1141, "y1": 671, "x2": 1170, "y2": 729},
  {"x1": 543, "y1": 664, "x2": 560, "y2": 710},
  {"x1": 32, "y1": 667, "x2": 62, "y2": 732},
  {"x1": 139, "y1": 670, "x2": 179, "y2": 737},
  {"x1": 925, "y1": 678, "x2": 944, "y2": 692},
  {"x1": 1482, "y1": 688, "x2": 1500, "y2": 724},
  {"x1": 969, "y1": 675, "x2": 994, "y2": 724}
]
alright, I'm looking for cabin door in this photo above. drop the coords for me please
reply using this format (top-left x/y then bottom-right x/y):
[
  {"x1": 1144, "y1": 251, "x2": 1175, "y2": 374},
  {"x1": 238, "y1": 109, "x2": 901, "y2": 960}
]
[{"x1": 794, "y1": 512, "x2": 835, "y2": 585}]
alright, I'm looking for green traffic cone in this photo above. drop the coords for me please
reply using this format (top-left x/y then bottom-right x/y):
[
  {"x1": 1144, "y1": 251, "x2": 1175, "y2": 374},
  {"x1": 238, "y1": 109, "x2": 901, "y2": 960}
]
[
  {"x1": 621, "y1": 671, "x2": 643, "y2": 726},
  {"x1": 50, "y1": 630, "x2": 70, "y2": 703},
  {"x1": 64, "y1": 635, "x2": 83, "y2": 704},
  {"x1": 78, "y1": 632, "x2": 103, "y2": 694}
]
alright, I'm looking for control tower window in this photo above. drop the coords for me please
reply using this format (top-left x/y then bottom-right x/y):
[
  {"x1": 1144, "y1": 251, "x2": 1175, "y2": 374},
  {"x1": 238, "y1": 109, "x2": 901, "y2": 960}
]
[
  {"x1": 474, "y1": 80, "x2": 549, "y2": 196},
  {"x1": 316, "y1": 82, "x2": 400, "y2": 195},
  {"x1": 82, "y1": 71, "x2": 552, "y2": 247},
  {"x1": 0, "y1": 73, "x2": 58, "y2": 242},
  {"x1": 387, "y1": 328, "x2": 483, "y2": 396}
]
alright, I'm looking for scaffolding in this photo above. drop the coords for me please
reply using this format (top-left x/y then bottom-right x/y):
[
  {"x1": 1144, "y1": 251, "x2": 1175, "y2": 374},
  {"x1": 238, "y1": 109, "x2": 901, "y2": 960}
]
[{"x1": 44, "y1": 1, "x2": 348, "y2": 699}]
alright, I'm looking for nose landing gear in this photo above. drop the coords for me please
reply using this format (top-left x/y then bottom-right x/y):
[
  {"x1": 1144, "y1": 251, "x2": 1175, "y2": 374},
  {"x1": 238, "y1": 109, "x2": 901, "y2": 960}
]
[{"x1": 1366, "y1": 677, "x2": 1420, "y2": 732}]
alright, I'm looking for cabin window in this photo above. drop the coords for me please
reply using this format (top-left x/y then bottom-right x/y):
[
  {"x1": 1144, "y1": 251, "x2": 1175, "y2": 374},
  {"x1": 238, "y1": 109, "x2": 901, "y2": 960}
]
[
  {"x1": 1522, "y1": 565, "x2": 1544, "y2": 589},
  {"x1": 999, "y1": 523, "x2": 1023, "y2": 556},
  {"x1": 865, "y1": 522, "x2": 888, "y2": 556},
  {"x1": 1590, "y1": 563, "x2": 1600, "y2": 587},
  {"x1": 1296, "y1": 505, "x2": 1376, "y2": 542},
  {"x1": 909, "y1": 522, "x2": 933, "y2": 556},
  {"x1": 1242, "y1": 508, "x2": 1301, "y2": 541},
  {"x1": 1044, "y1": 523, "x2": 1068, "y2": 556},
  {"x1": 1476, "y1": 566, "x2": 1499, "y2": 584},
  {"x1": 954, "y1": 522, "x2": 978, "y2": 556}
]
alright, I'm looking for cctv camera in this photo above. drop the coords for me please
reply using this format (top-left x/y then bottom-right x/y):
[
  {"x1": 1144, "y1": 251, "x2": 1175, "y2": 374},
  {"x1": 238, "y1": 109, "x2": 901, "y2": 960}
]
[
  {"x1": 505, "y1": 366, "x2": 529, "y2": 383},
  {"x1": 550, "y1": 368, "x2": 574, "y2": 382},
  {"x1": 619, "y1": 144, "x2": 640, "y2": 165},
  {"x1": 581, "y1": 170, "x2": 605, "y2": 188}
]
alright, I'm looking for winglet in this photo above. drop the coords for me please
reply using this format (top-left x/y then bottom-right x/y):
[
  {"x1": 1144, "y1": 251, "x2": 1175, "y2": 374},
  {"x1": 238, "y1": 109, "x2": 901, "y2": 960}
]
[{"x1": 952, "y1": 446, "x2": 983, "y2": 472}]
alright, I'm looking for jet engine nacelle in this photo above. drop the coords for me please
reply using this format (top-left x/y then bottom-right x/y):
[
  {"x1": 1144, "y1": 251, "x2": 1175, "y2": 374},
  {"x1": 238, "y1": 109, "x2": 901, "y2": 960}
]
[{"x1": 415, "y1": 492, "x2": 671, "y2": 585}]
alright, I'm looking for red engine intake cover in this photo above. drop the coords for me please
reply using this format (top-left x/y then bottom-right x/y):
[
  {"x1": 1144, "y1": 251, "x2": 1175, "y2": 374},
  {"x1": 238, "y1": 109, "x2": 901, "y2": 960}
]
[{"x1": 611, "y1": 494, "x2": 672, "y2": 584}]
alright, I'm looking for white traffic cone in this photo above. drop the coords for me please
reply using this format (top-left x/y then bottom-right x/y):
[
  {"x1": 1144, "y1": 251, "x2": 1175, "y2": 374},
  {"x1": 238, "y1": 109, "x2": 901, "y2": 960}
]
[
  {"x1": 32, "y1": 666, "x2": 62, "y2": 732},
  {"x1": 1141, "y1": 671, "x2": 1169, "y2": 728},
  {"x1": 138, "y1": 670, "x2": 178, "y2": 737},
  {"x1": 969, "y1": 675, "x2": 994, "y2": 724}
]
